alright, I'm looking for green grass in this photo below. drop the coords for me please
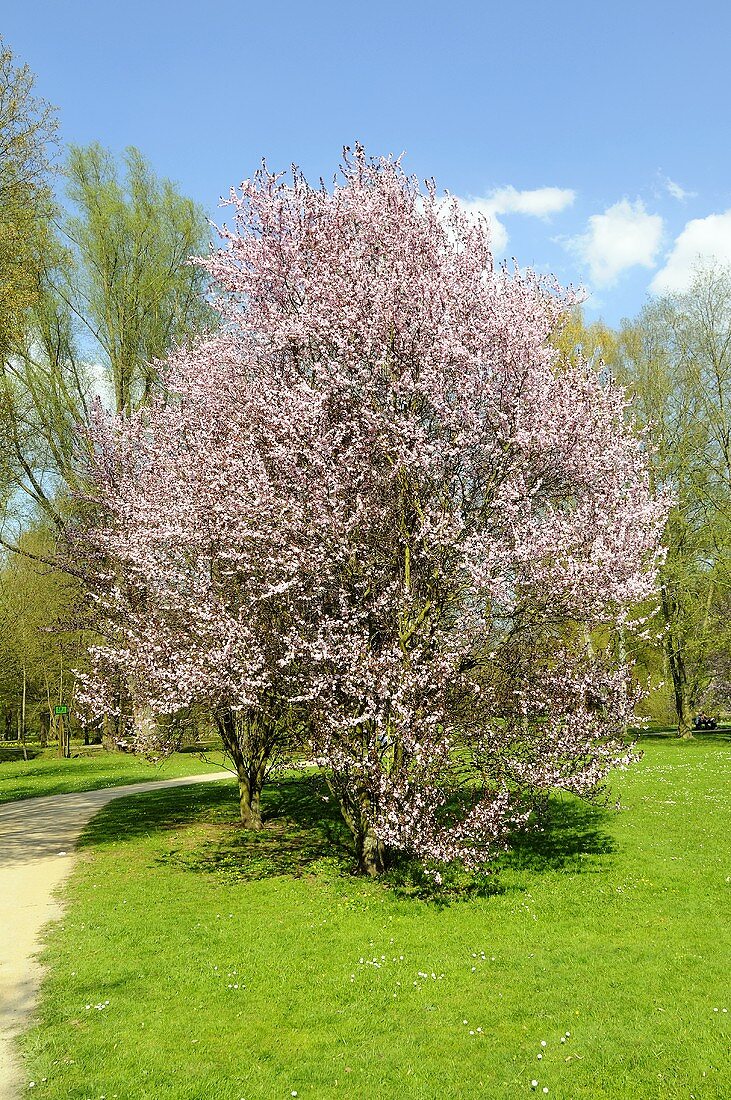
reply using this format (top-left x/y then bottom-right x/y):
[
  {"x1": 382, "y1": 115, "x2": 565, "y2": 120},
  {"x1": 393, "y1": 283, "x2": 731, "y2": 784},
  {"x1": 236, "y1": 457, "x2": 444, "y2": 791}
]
[
  {"x1": 21, "y1": 731, "x2": 731, "y2": 1099},
  {"x1": 0, "y1": 742, "x2": 226, "y2": 803}
]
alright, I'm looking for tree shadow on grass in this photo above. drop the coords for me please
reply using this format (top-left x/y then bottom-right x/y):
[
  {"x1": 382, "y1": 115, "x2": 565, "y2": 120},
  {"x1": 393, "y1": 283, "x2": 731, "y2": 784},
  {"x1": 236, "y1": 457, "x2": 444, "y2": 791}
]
[
  {"x1": 77, "y1": 772, "x2": 617, "y2": 902},
  {"x1": 0, "y1": 743, "x2": 42, "y2": 764},
  {"x1": 160, "y1": 773, "x2": 354, "y2": 882},
  {"x1": 76, "y1": 780, "x2": 240, "y2": 849},
  {"x1": 634, "y1": 726, "x2": 731, "y2": 745},
  {"x1": 380, "y1": 795, "x2": 616, "y2": 906},
  {"x1": 499, "y1": 795, "x2": 615, "y2": 875},
  {"x1": 77, "y1": 770, "x2": 355, "y2": 881}
]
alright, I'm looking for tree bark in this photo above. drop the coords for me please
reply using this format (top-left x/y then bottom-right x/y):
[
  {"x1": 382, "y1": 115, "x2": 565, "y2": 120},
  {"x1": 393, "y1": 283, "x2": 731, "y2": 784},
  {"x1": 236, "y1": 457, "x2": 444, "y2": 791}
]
[
  {"x1": 216, "y1": 708, "x2": 266, "y2": 829},
  {"x1": 101, "y1": 712, "x2": 118, "y2": 751},
  {"x1": 237, "y1": 769, "x2": 264, "y2": 830},
  {"x1": 661, "y1": 589, "x2": 694, "y2": 738},
  {"x1": 667, "y1": 642, "x2": 693, "y2": 738},
  {"x1": 329, "y1": 772, "x2": 389, "y2": 876},
  {"x1": 356, "y1": 823, "x2": 387, "y2": 877}
]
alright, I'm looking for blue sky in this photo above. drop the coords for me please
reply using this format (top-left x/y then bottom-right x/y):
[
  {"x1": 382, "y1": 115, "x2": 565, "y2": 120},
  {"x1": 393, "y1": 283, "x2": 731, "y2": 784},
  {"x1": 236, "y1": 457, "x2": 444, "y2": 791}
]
[{"x1": 4, "y1": 0, "x2": 730, "y2": 326}]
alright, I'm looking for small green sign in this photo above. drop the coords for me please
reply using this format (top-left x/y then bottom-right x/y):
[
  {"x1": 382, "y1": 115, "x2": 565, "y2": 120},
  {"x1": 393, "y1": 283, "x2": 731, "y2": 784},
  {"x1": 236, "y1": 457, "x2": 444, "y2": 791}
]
[{"x1": 54, "y1": 705, "x2": 69, "y2": 716}]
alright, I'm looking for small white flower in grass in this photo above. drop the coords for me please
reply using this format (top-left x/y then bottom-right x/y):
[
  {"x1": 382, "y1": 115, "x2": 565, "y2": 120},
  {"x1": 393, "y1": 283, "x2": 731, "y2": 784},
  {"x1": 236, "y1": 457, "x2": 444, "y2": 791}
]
[
  {"x1": 291, "y1": 1093, "x2": 298, "y2": 1097},
  {"x1": 560, "y1": 1036, "x2": 566, "y2": 1043},
  {"x1": 565, "y1": 1031, "x2": 570, "y2": 1037},
  {"x1": 531, "y1": 1081, "x2": 538, "y2": 1089},
  {"x1": 537, "y1": 1054, "x2": 542, "y2": 1060},
  {"x1": 28, "y1": 1085, "x2": 35, "y2": 1090},
  {"x1": 543, "y1": 1090, "x2": 549, "y2": 1095},
  {"x1": 540, "y1": 1040, "x2": 546, "y2": 1047}
]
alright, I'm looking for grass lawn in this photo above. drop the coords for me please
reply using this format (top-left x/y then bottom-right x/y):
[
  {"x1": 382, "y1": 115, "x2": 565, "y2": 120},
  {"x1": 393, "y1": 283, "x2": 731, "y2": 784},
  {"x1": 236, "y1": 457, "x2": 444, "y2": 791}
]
[
  {"x1": 21, "y1": 731, "x2": 731, "y2": 1099},
  {"x1": 0, "y1": 742, "x2": 227, "y2": 804}
]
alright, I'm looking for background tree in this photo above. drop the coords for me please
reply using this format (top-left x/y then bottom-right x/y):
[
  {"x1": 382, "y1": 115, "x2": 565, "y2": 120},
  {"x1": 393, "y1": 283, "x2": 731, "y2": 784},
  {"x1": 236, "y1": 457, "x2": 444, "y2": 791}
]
[
  {"x1": 0, "y1": 527, "x2": 85, "y2": 752},
  {"x1": 1, "y1": 142, "x2": 215, "y2": 545},
  {"x1": 0, "y1": 46, "x2": 215, "y2": 751},
  {"x1": 0, "y1": 37, "x2": 56, "y2": 356},
  {"x1": 58, "y1": 143, "x2": 214, "y2": 415},
  {"x1": 618, "y1": 265, "x2": 731, "y2": 735}
]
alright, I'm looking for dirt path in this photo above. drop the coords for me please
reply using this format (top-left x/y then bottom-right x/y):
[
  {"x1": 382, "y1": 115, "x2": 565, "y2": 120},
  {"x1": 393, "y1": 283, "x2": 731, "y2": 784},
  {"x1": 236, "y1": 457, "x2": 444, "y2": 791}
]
[{"x1": 0, "y1": 771, "x2": 232, "y2": 1099}]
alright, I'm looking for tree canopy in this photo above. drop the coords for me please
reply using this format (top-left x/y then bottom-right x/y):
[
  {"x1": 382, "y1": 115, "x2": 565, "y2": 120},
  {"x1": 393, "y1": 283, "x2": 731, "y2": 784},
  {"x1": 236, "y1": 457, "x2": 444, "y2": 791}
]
[{"x1": 75, "y1": 148, "x2": 666, "y2": 873}]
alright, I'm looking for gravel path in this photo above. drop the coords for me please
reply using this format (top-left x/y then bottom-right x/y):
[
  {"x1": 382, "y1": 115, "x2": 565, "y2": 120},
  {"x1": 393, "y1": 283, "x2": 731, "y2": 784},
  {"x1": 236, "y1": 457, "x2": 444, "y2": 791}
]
[{"x1": 0, "y1": 771, "x2": 232, "y2": 1099}]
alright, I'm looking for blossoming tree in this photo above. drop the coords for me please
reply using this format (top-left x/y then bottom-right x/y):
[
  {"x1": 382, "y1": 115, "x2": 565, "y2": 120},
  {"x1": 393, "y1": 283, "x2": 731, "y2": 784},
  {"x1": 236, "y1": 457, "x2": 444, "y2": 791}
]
[
  {"x1": 76, "y1": 345, "x2": 328, "y2": 827},
  {"x1": 77, "y1": 146, "x2": 667, "y2": 872}
]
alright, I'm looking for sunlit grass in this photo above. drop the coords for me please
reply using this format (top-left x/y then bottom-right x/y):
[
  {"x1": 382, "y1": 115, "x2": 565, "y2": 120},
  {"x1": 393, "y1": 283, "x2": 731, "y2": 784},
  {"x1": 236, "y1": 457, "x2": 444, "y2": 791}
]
[
  {"x1": 0, "y1": 742, "x2": 226, "y2": 804},
  {"x1": 21, "y1": 731, "x2": 731, "y2": 1099}
]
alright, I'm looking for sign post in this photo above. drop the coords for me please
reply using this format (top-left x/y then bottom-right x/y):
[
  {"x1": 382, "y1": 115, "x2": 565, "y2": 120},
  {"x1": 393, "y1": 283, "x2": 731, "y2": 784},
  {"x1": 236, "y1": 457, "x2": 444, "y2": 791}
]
[{"x1": 55, "y1": 705, "x2": 70, "y2": 758}]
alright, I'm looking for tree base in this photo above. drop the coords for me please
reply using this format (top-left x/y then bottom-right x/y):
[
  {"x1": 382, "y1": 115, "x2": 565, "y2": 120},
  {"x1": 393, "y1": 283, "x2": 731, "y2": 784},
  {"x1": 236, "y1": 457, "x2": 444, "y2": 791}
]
[{"x1": 356, "y1": 830, "x2": 387, "y2": 876}]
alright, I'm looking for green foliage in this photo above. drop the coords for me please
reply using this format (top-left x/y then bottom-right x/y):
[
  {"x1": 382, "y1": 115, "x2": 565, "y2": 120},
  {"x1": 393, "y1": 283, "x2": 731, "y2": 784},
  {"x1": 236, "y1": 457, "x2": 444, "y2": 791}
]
[
  {"x1": 0, "y1": 85, "x2": 216, "y2": 748},
  {"x1": 0, "y1": 37, "x2": 57, "y2": 355},
  {"x1": 21, "y1": 736, "x2": 731, "y2": 1098},
  {"x1": 0, "y1": 526, "x2": 88, "y2": 744},
  {"x1": 59, "y1": 142, "x2": 214, "y2": 414},
  {"x1": 619, "y1": 266, "x2": 731, "y2": 733},
  {"x1": 1, "y1": 137, "x2": 214, "y2": 533},
  {"x1": 550, "y1": 306, "x2": 619, "y2": 371}
]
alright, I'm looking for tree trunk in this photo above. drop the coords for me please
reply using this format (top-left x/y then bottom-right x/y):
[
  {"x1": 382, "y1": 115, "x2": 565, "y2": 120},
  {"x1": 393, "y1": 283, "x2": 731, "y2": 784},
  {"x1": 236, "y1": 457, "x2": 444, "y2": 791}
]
[
  {"x1": 216, "y1": 708, "x2": 265, "y2": 829},
  {"x1": 329, "y1": 773, "x2": 389, "y2": 877},
  {"x1": 20, "y1": 663, "x2": 28, "y2": 762},
  {"x1": 237, "y1": 770, "x2": 264, "y2": 830},
  {"x1": 668, "y1": 645, "x2": 693, "y2": 738},
  {"x1": 356, "y1": 823, "x2": 387, "y2": 877},
  {"x1": 132, "y1": 700, "x2": 157, "y2": 751},
  {"x1": 101, "y1": 712, "x2": 117, "y2": 751},
  {"x1": 661, "y1": 589, "x2": 694, "y2": 738}
]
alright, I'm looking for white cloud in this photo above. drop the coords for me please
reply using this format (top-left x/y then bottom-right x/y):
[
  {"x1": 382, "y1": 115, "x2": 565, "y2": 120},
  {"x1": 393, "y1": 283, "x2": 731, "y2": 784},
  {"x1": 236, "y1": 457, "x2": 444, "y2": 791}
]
[
  {"x1": 486, "y1": 185, "x2": 576, "y2": 219},
  {"x1": 664, "y1": 177, "x2": 696, "y2": 202},
  {"x1": 567, "y1": 199, "x2": 664, "y2": 288},
  {"x1": 651, "y1": 210, "x2": 731, "y2": 294},
  {"x1": 449, "y1": 185, "x2": 575, "y2": 255}
]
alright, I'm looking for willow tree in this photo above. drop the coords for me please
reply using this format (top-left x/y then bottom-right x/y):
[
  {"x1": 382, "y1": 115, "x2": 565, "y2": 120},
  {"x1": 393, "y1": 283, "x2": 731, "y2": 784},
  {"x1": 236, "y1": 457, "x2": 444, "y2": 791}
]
[
  {"x1": 58, "y1": 143, "x2": 214, "y2": 415},
  {"x1": 619, "y1": 265, "x2": 731, "y2": 736},
  {"x1": 0, "y1": 37, "x2": 57, "y2": 356}
]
